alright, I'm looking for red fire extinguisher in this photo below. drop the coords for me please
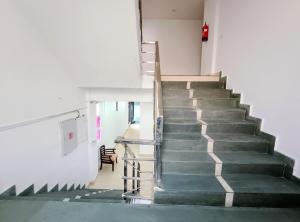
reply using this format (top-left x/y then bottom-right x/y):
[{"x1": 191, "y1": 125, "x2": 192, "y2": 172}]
[{"x1": 202, "y1": 22, "x2": 209, "y2": 42}]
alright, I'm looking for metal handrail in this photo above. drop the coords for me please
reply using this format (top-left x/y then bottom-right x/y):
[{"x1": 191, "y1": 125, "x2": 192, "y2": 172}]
[
  {"x1": 153, "y1": 41, "x2": 163, "y2": 185},
  {"x1": 0, "y1": 108, "x2": 86, "y2": 132},
  {"x1": 115, "y1": 137, "x2": 156, "y2": 145},
  {"x1": 115, "y1": 41, "x2": 163, "y2": 201}
]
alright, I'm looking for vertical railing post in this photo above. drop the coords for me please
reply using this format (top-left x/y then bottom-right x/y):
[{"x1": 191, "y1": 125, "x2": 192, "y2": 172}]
[
  {"x1": 132, "y1": 161, "x2": 136, "y2": 194},
  {"x1": 137, "y1": 162, "x2": 141, "y2": 192},
  {"x1": 124, "y1": 144, "x2": 128, "y2": 195},
  {"x1": 155, "y1": 116, "x2": 163, "y2": 185}
]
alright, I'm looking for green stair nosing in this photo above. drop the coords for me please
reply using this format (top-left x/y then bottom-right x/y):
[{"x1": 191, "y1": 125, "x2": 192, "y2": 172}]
[
  {"x1": 36, "y1": 184, "x2": 48, "y2": 194},
  {"x1": 68, "y1": 184, "x2": 75, "y2": 191},
  {"x1": 19, "y1": 184, "x2": 34, "y2": 196},
  {"x1": 0, "y1": 185, "x2": 16, "y2": 197},
  {"x1": 50, "y1": 184, "x2": 59, "y2": 192}
]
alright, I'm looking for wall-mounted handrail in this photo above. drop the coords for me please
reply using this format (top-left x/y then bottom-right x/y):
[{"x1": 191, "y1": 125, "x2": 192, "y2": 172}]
[{"x1": 0, "y1": 107, "x2": 87, "y2": 133}]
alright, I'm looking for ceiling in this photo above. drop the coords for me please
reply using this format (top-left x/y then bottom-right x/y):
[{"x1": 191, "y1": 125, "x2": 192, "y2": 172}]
[{"x1": 142, "y1": 0, "x2": 204, "y2": 20}]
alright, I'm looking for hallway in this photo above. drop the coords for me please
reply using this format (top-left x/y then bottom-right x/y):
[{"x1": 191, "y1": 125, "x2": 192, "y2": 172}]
[{"x1": 88, "y1": 124, "x2": 154, "y2": 198}]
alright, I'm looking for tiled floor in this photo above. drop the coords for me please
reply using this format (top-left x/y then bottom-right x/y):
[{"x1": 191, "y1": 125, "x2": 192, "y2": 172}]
[{"x1": 88, "y1": 124, "x2": 154, "y2": 198}]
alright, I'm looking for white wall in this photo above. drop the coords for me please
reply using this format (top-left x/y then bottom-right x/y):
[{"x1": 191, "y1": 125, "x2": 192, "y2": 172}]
[
  {"x1": 98, "y1": 102, "x2": 129, "y2": 148},
  {"x1": 207, "y1": 0, "x2": 300, "y2": 177},
  {"x1": 0, "y1": 0, "x2": 94, "y2": 194},
  {"x1": 143, "y1": 19, "x2": 203, "y2": 75},
  {"x1": 87, "y1": 88, "x2": 153, "y2": 103},
  {"x1": 7, "y1": 0, "x2": 142, "y2": 88},
  {"x1": 201, "y1": 0, "x2": 220, "y2": 74},
  {"x1": 0, "y1": 111, "x2": 93, "y2": 194},
  {"x1": 140, "y1": 102, "x2": 154, "y2": 155}
]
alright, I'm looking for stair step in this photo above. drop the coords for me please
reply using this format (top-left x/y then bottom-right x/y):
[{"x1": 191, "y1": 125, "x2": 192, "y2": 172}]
[
  {"x1": 164, "y1": 132, "x2": 202, "y2": 140},
  {"x1": 162, "y1": 89, "x2": 190, "y2": 98},
  {"x1": 164, "y1": 122, "x2": 202, "y2": 133},
  {"x1": 164, "y1": 118, "x2": 199, "y2": 124},
  {"x1": 0, "y1": 196, "x2": 66, "y2": 201},
  {"x1": 161, "y1": 150, "x2": 284, "y2": 176},
  {"x1": 208, "y1": 133, "x2": 271, "y2": 153},
  {"x1": 163, "y1": 98, "x2": 193, "y2": 107},
  {"x1": 201, "y1": 109, "x2": 246, "y2": 121},
  {"x1": 162, "y1": 82, "x2": 187, "y2": 89},
  {"x1": 224, "y1": 174, "x2": 300, "y2": 207},
  {"x1": 162, "y1": 139, "x2": 206, "y2": 151},
  {"x1": 164, "y1": 108, "x2": 197, "y2": 119},
  {"x1": 162, "y1": 152, "x2": 215, "y2": 175},
  {"x1": 80, "y1": 190, "x2": 123, "y2": 200},
  {"x1": 193, "y1": 89, "x2": 232, "y2": 98},
  {"x1": 34, "y1": 190, "x2": 91, "y2": 198},
  {"x1": 71, "y1": 199, "x2": 125, "y2": 203},
  {"x1": 219, "y1": 152, "x2": 285, "y2": 176},
  {"x1": 162, "y1": 161, "x2": 215, "y2": 175},
  {"x1": 162, "y1": 150, "x2": 208, "y2": 161},
  {"x1": 3, "y1": 199, "x2": 300, "y2": 221},
  {"x1": 196, "y1": 98, "x2": 239, "y2": 109},
  {"x1": 155, "y1": 174, "x2": 226, "y2": 205},
  {"x1": 191, "y1": 81, "x2": 224, "y2": 89},
  {"x1": 205, "y1": 120, "x2": 257, "y2": 134}
]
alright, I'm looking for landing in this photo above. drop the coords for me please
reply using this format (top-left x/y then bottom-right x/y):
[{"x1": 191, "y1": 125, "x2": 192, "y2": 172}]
[{"x1": 0, "y1": 200, "x2": 299, "y2": 222}]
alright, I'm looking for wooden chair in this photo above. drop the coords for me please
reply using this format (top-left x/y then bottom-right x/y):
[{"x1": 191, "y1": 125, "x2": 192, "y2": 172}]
[{"x1": 99, "y1": 145, "x2": 118, "y2": 171}]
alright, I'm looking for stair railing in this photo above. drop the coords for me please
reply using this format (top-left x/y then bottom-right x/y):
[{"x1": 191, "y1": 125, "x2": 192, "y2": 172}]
[{"x1": 115, "y1": 41, "x2": 163, "y2": 201}]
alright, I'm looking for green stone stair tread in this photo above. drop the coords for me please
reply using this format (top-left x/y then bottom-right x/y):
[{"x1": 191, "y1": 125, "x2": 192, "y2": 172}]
[
  {"x1": 163, "y1": 107, "x2": 195, "y2": 112},
  {"x1": 204, "y1": 120, "x2": 258, "y2": 134},
  {"x1": 35, "y1": 190, "x2": 92, "y2": 196},
  {"x1": 164, "y1": 122, "x2": 202, "y2": 133},
  {"x1": 191, "y1": 82, "x2": 224, "y2": 89},
  {"x1": 160, "y1": 174, "x2": 225, "y2": 191},
  {"x1": 71, "y1": 199, "x2": 125, "y2": 203},
  {"x1": 162, "y1": 138, "x2": 206, "y2": 151},
  {"x1": 162, "y1": 82, "x2": 187, "y2": 89},
  {"x1": 162, "y1": 161, "x2": 215, "y2": 175},
  {"x1": 208, "y1": 133, "x2": 269, "y2": 143},
  {"x1": 80, "y1": 190, "x2": 123, "y2": 200},
  {"x1": 164, "y1": 118, "x2": 199, "y2": 124},
  {"x1": 204, "y1": 119, "x2": 256, "y2": 124},
  {"x1": 201, "y1": 109, "x2": 246, "y2": 121},
  {"x1": 0, "y1": 196, "x2": 66, "y2": 201},
  {"x1": 162, "y1": 151, "x2": 213, "y2": 162},
  {"x1": 164, "y1": 132, "x2": 202, "y2": 140},
  {"x1": 218, "y1": 152, "x2": 284, "y2": 165},
  {"x1": 223, "y1": 174, "x2": 300, "y2": 207},
  {"x1": 224, "y1": 174, "x2": 300, "y2": 194},
  {"x1": 193, "y1": 89, "x2": 232, "y2": 97},
  {"x1": 2, "y1": 200, "x2": 300, "y2": 222}
]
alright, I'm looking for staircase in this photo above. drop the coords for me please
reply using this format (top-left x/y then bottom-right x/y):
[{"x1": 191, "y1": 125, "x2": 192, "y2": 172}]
[
  {"x1": 155, "y1": 80, "x2": 300, "y2": 208},
  {"x1": 1, "y1": 79, "x2": 300, "y2": 221},
  {"x1": 1, "y1": 38, "x2": 300, "y2": 220},
  {"x1": 0, "y1": 185, "x2": 124, "y2": 204}
]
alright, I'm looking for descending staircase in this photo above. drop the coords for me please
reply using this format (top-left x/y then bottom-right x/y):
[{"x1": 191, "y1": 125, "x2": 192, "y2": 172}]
[
  {"x1": 0, "y1": 185, "x2": 124, "y2": 204},
  {"x1": 155, "y1": 80, "x2": 300, "y2": 208}
]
